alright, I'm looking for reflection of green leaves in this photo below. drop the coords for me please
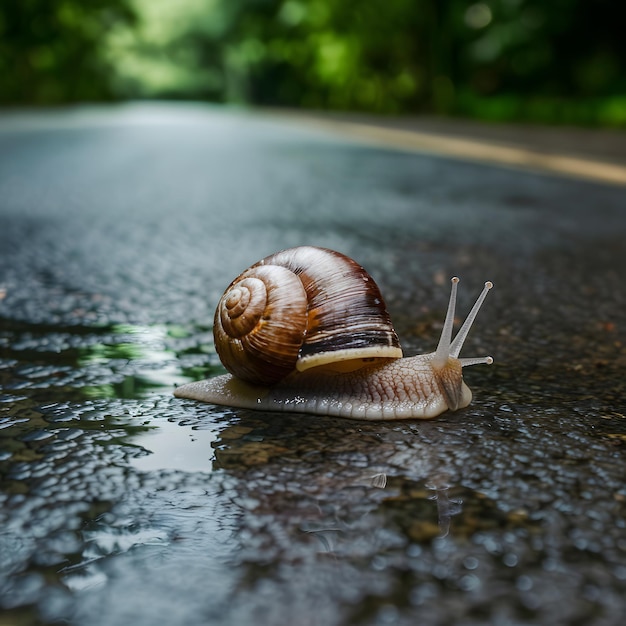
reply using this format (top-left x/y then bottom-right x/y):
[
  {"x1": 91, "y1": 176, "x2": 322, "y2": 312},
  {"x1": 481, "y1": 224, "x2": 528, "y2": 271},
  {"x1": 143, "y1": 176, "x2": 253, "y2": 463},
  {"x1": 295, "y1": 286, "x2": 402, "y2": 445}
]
[
  {"x1": 81, "y1": 376, "x2": 160, "y2": 400},
  {"x1": 2, "y1": 320, "x2": 211, "y2": 401},
  {"x1": 78, "y1": 342, "x2": 143, "y2": 366},
  {"x1": 166, "y1": 325, "x2": 192, "y2": 339},
  {"x1": 180, "y1": 363, "x2": 225, "y2": 382},
  {"x1": 75, "y1": 322, "x2": 220, "y2": 399}
]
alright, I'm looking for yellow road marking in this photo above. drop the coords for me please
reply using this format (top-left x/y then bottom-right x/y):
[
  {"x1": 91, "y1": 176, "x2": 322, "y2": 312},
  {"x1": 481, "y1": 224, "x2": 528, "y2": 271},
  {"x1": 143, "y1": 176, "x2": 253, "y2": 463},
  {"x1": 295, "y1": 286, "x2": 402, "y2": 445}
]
[{"x1": 294, "y1": 116, "x2": 626, "y2": 187}]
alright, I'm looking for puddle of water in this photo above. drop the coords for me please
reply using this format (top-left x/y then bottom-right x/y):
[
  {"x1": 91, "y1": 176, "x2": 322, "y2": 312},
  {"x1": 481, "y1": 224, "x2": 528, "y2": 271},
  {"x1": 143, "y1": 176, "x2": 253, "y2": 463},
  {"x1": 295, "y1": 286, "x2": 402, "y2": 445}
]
[
  {"x1": 1, "y1": 319, "x2": 214, "y2": 401},
  {"x1": 130, "y1": 419, "x2": 217, "y2": 473},
  {"x1": 78, "y1": 324, "x2": 195, "y2": 396}
]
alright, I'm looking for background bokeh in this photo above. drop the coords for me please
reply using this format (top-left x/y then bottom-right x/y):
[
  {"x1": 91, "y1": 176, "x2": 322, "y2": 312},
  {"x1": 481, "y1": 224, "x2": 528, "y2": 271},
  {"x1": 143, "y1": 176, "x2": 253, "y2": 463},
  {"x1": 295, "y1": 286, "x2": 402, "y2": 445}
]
[{"x1": 1, "y1": 0, "x2": 625, "y2": 125}]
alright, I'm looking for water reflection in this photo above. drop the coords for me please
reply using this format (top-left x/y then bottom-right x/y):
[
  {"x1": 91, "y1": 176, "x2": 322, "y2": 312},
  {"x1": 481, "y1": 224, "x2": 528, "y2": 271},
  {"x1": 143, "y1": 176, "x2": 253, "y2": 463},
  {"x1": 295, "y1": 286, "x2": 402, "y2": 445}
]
[
  {"x1": 188, "y1": 410, "x2": 548, "y2": 625},
  {"x1": 203, "y1": 408, "x2": 541, "y2": 570},
  {"x1": 0, "y1": 318, "x2": 216, "y2": 401},
  {"x1": 425, "y1": 477, "x2": 464, "y2": 538},
  {"x1": 130, "y1": 419, "x2": 216, "y2": 473},
  {"x1": 300, "y1": 471, "x2": 466, "y2": 558},
  {"x1": 77, "y1": 324, "x2": 198, "y2": 398}
]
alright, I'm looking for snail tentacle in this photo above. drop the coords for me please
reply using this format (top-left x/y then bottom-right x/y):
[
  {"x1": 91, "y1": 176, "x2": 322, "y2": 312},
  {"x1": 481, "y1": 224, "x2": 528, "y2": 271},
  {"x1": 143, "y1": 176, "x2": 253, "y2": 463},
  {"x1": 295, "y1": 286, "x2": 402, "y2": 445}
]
[{"x1": 449, "y1": 280, "x2": 493, "y2": 360}]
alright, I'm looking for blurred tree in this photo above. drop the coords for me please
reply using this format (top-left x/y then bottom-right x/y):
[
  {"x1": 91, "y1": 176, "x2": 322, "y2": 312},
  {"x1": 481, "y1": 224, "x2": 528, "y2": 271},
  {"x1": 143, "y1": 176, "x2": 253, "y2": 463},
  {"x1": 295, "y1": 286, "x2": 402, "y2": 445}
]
[
  {"x1": 454, "y1": 0, "x2": 626, "y2": 122},
  {"x1": 1, "y1": 0, "x2": 625, "y2": 125},
  {"x1": 215, "y1": 0, "x2": 440, "y2": 112},
  {"x1": 0, "y1": 0, "x2": 136, "y2": 104},
  {"x1": 193, "y1": 0, "x2": 626, "y2": 122},
  {"x1": 105, "y1": 0, "x2": 229, "y2": 100}
]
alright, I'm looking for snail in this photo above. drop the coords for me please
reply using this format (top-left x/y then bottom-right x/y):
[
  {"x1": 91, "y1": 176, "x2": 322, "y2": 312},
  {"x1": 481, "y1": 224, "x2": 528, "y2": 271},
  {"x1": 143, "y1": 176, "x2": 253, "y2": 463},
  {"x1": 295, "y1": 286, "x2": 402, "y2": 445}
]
[{"x1": 174, "y1": 246, "x2": 493, "y2": 420}]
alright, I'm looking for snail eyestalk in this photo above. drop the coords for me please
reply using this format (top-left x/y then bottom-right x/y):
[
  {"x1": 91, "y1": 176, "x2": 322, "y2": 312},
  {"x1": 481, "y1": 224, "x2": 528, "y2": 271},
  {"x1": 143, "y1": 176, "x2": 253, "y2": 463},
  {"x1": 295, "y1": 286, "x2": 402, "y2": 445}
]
[
  {"x1": 449, "y1": 281, "x2": 493, "y2": 359},
  {"x1": 433, "y1": 277, "x2": 459, "y2": 369},
  {"x1": 459, "y1": 355, "x2": 493, "y2": 368}
]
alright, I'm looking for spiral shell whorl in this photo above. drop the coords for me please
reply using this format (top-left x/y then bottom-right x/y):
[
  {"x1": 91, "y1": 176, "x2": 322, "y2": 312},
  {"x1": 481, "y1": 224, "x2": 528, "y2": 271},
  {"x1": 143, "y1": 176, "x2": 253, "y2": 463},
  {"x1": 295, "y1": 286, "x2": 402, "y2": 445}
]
[
  {"x1": 218, "y1": 277, "x2": 267, "y2": 338},
  {"x1": 214, "y1": 265, "x2": 308, "y2": 385}
]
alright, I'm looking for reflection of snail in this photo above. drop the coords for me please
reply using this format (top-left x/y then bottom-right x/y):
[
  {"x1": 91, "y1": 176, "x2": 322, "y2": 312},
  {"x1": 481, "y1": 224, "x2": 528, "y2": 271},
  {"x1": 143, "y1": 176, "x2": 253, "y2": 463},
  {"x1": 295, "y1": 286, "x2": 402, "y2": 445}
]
[{"x1": 174, "y1": 246, "x2": 493, "y2": 420}]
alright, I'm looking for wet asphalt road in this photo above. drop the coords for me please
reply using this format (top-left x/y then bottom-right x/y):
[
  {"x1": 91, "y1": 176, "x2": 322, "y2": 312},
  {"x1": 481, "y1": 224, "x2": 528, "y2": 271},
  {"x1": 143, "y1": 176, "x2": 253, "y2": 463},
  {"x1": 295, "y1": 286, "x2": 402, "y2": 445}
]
[{"x1": 1, "y1": 104, "x2": 625, "y2": 625}]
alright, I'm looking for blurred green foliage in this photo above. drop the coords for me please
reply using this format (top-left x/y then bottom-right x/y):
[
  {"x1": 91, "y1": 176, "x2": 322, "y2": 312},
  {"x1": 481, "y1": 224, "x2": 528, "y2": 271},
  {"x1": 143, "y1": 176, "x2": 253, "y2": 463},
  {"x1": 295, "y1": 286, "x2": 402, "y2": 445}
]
[
  {"x1": 0, "y1": 0, "x2": 137, "y2": 103},
  {"x1": 1, "y1": 0, "x2": 625, "y2": 125}
]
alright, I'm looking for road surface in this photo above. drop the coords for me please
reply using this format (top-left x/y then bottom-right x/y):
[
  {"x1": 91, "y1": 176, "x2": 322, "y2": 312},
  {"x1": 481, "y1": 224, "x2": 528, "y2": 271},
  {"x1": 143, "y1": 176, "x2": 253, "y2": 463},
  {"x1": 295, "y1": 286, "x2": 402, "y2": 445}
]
[{"x1": 1, "y1": 104, "x2": 625, "y2": 626}]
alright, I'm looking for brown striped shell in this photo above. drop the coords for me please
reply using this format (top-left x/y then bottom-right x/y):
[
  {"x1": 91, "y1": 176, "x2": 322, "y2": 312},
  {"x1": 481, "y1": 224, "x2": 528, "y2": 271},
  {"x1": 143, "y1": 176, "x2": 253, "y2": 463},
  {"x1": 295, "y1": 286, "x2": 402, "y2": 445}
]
[{"x1": 213, "y1": 246, "x2": 403, "y2": 385}]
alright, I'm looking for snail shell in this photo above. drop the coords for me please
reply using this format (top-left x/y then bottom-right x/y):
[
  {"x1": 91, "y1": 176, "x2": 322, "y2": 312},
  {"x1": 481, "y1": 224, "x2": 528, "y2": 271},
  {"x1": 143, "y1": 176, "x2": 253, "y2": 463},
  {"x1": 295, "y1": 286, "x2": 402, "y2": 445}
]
[{"x1": 214, "y1": 246, "x2": 403, "y2": 385}]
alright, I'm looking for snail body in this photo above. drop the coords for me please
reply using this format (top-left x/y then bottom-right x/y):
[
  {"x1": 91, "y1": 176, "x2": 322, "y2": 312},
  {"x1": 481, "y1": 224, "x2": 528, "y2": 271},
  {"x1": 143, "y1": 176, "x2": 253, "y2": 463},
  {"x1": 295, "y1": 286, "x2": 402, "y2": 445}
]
[{"x1": 174, "y1": 246, "x2": 493, "y2": 420}]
